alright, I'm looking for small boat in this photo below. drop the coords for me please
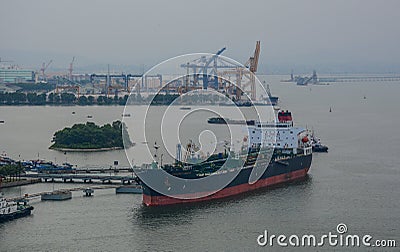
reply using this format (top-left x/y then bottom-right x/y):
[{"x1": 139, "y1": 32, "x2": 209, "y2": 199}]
[
  {"x1": 207, "y1": 117, "x2": 227, "y2": 124},
  {"x1": 41, "y1": 190, "x2": 72, "y2": 201},
  {"x1": 83, "y1": 188, "x2": 94, "y2": 197},
  {"x1": 0, "y1": 193, "x2": 34, "y2": 223},
  {"x1": 312, "y1": 143, "x2": 329, "y2": 152},
  {"x1": 0, "y1": 120, "x2": 5, "y2": 124},
  {"x1": 72, "y1": 111, "x2": 76, "y2": 114},
  {"x1": 311, "y1": 132, "x2": 328, "y2": 152},
  {"x1": 122, "y1": 113, "x2": 131, "y2": 117},
  {"x1": 87, "y1": 115, "x2": 93, "y2": 119},
  {"x1": 180, "y1": 107, "x2": 191, "y2": 110}
]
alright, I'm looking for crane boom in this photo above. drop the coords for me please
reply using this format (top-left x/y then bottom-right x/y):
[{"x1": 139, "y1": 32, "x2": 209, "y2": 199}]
[
  {"x1": 69, "y1": 56, "x2": 75, "y2": 80},
  {"x1": 45, "y1": 60, "x2": 53, "y2": 70},
  {"x1": 40, "y1": 60, "x2": 53, "y2": 80},
  {"x1": 252, "y1": 41, "x2": 260, "y2": 73}
]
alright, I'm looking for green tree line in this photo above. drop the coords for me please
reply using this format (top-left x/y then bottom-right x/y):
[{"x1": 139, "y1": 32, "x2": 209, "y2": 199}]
[
  {"x1": 0, "y1": 92, "x2": 223, "y2": 106},
  {"x1": 0, "y1": 92, "x2": 130, "y2": 106},
  {"x1": 0, "y1": 163, "x2": 24, "y2": 182}
]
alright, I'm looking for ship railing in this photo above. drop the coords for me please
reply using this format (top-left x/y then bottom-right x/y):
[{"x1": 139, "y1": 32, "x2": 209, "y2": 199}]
[
  {"x1": 255, "y1": 121, "x2": 293, "y2": 128},
  {"x1": 297, "y1": 146, "x2": 312, "y2": 156}
]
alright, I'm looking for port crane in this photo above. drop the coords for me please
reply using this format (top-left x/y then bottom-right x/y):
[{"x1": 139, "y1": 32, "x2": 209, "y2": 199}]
[
  {"x1": 179, "y1": 47, "x2": 227, "y2": 90},
  {"x1": 68, "y1": 57, "x2": 75, "y2": 80},
  {"x1": 40, "y1": 60, "x2": 53, "y2": 81},
  {"x1": 219, "y1": 41, "x2": 261, "y2": 100},
  {"x1": 174, "y1": 41, "x2": 261, "y2": 101},
  {"x1": 243, "y1": 40, "x2": 260, "y2": 100}
]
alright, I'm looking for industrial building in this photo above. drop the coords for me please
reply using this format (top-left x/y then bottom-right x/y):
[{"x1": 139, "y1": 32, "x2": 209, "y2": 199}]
[{"x1": 0, "y1": 67, "x2": 34, "y2": 83}]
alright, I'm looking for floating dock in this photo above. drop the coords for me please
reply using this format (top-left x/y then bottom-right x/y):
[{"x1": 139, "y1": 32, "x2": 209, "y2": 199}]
[
  {"x1": 7, "y1": 185, "x2": 120, "y2": 202},
  {"x1": 41, "y1": 191, "x2": 72, "y2": 201},
  {"x1": 115, "y1": 185, "x2": 142, "y2": 194}
]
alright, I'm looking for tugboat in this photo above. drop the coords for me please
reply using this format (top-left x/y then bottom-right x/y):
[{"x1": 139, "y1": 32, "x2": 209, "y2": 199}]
[
  {"x1": 136, "y1": 109, "x2": 313, "y2": 206},
  {"x1": 311, "y1": 132, "x2": 328, "y2": 152},
  {"x1": 0, "y1": 192, "x2": 34, "y2": 223},
  {"x1": 265, "y1": 84, "x2": 279, "y2": 106}
]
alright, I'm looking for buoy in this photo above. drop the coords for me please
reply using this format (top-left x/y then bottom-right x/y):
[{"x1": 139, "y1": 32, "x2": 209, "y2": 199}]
[{"x1": 329, "y1": 107, "x2": 332, "y2": 112}]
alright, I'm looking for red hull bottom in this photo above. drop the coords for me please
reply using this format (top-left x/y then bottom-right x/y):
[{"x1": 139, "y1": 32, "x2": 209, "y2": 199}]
[{"x1": 143, "y1": 167, "x2": 310, "y2": 206}]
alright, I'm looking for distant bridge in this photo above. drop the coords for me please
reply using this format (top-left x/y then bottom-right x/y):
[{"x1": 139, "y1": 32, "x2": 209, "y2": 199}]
[
  {"x1": 319, "y1": 76, "x2": 400, "y2": 83},
  {"x1": 74, "y1": 166, "x2": 134, "y2": 174}
]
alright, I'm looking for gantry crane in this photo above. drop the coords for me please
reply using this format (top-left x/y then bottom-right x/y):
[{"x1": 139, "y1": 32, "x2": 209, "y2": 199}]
[{"x1": 174, "y1": 41, "x2": 261, "y2": 101}]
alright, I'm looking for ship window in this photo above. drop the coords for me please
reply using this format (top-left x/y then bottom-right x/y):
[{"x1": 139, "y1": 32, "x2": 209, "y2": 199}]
[
  {"x1": 277, "y1": 143, "x2": 280, "y2": 146},
  {"x1": 290, "y1": 131, "x2": 293, "y2": 134},
  {"x1": 252, "y1": 131, "x2": 255, "y2": 133}
]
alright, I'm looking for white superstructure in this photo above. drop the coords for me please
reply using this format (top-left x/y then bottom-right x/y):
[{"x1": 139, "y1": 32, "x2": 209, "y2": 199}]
[
  {"x1": 0, "y1": 192, "x2": 18, "y2": 215},
  {"x1": 247, "y1": 111, "x2": 308, "y2": 154}
]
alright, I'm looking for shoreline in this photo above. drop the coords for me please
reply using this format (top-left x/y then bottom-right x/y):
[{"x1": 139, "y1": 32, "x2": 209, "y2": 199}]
[
  {"x1": 0, "y1": 178, "x2": 41, "y2": 188},
  {"x1": 50, "y1": 147, "x2": 124, "y2": 152}
]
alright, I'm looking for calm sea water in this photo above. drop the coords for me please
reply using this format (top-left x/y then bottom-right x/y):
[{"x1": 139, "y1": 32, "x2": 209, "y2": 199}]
[{"x1": 1, "y1": 75, "x2": 399, "y2": 251}]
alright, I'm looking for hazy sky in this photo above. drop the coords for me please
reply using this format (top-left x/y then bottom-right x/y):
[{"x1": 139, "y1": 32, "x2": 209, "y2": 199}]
[{"x1": 1, "y1": 0, "x2": 400, "y2": 73}]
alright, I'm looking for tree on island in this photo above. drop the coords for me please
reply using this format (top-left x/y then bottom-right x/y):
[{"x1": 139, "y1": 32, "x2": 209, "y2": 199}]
[{"x1": 50, "y1": 120, "x2": 133, "y2": 150}]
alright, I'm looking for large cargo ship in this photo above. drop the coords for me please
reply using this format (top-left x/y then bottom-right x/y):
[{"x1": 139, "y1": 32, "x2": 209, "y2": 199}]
[{"x1": 137, "y1": 110, "x2": 312, "y2": 206}]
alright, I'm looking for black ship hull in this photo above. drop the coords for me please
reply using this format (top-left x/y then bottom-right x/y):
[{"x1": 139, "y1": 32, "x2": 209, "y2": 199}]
[
  {"x1": 140, "y1": 154, "x2": 312, "y2": 206},
  {"x1": 0, "y1": 206, "x2": 34, "y2": 223}
]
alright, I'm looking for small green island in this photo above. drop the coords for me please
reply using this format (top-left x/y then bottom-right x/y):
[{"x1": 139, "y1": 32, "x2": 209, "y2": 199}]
[{"x1": 50, "y1": 120, "x2": 133, "y2": 151}]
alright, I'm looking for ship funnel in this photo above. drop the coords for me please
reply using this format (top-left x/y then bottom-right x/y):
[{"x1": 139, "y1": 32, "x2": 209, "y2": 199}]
[{"x1": 278, "y1": 110, "x2": 292, "y2": 122}]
